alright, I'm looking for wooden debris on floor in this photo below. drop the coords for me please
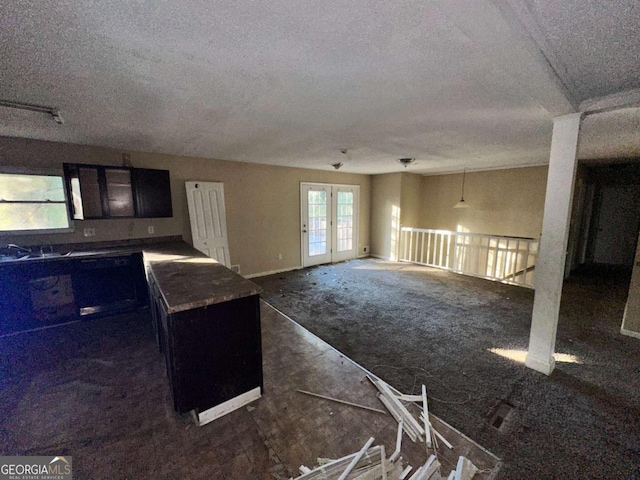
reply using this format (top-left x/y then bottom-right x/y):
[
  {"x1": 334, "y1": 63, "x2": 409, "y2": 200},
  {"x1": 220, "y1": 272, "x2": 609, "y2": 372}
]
[
  {"x1": 367, "y1": 375, "x2": 452, "y2": 452},
  {"x1": 291, "y1": 376, "x2": 481, "y2": 480},
  {"x1": 446, "y1": 456, "x2": 479, "y2": 480},
  {"x1": 292, "y1": 437, "x2": 479, "y2": 480},
  {"x1": 296, "y1": 389, "x2": 388, "y2": 414}
]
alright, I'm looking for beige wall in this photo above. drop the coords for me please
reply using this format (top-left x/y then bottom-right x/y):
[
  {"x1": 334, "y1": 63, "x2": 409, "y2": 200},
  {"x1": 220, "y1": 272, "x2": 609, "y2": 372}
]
[
  {"x1": 400, "y1": 173, "x2": 423, "y2": 228},
  {"x1": 420, "y1": 166, "x2": 548, "y2": 238},
  {"x1": 370, "y1": 173, "x2": 402, "y2": 259},
  {"x1": 0, "y1": 136, "x2": 371, "y2": 276}
]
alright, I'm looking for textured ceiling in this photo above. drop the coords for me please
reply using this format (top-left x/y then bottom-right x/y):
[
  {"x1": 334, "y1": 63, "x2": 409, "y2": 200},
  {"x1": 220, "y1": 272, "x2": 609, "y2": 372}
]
[{"x1": 0, "y1": 0, "x2": 638, "y2": 174}]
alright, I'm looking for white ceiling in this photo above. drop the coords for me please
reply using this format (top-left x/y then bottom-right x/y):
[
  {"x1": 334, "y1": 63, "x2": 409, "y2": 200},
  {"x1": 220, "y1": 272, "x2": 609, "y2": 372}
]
[{"x1": 0, "y1": 0, "x2": 638, "y2": 175}]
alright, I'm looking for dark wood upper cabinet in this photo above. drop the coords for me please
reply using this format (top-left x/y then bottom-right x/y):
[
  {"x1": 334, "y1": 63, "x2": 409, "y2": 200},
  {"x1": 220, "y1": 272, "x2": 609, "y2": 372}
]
[
  {"x1": 104, "y1": 168, "x2": 135, "y2": 217},
  {"x1": 131, "y1": 168, "x2": 173, "y2": 218},
  {"x1": 63, "y1": 163, "x2": 172, "y2": 219}
]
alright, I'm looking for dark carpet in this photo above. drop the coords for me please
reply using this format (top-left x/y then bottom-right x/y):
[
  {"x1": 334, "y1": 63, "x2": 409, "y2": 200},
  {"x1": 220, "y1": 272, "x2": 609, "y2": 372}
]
[{"x1": 254, "y1": 259, "x2": 640, "y2": 480}]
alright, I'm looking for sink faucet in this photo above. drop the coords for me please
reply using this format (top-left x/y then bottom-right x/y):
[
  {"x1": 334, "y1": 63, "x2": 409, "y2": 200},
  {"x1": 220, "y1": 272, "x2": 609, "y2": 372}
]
[{"x1": 7, "y1": 244, "x2": 32, "y2": 255}]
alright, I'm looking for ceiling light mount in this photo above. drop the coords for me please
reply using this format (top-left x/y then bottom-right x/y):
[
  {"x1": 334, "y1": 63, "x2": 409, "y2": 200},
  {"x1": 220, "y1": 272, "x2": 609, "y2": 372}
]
[
  {"x1": 0, "y1": 99, "x2": 64, "y2": 124},
  {"x1": 331, "y1": 162, "x2": 343, "y2": 170},
  {"x1": 454, "y1": 169, "x2": 470, "y2": 208},
  {"x1": 397, "y1": 158, "x2": 415, "y2": 168}
]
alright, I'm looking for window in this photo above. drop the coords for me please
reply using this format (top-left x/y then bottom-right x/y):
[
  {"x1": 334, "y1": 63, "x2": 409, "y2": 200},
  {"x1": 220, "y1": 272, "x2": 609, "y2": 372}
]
[{"x1": 0, "y1": 173, "x2": 71, "y2": 233}]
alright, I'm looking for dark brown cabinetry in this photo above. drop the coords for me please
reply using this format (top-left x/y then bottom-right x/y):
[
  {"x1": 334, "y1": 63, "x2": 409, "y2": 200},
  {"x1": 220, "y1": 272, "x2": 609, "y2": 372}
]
[
  {"x1": 132, "y1": 168, "x2": 173, "y2": 218},
  {"x1": 0, "y1": 253, "x2": 147, "y2": 336},
  {"x1": 63, "y1": 164, "x2": 172, "y2": 219},
  {"x1": 147, "y1": 272, "x2": 263, "y2": 416}
]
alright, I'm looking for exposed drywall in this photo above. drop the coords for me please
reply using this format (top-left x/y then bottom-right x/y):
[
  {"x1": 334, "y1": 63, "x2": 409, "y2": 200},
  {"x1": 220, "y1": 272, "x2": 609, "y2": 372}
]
[
  {"x1": 370, "y1": 173, "x2": 402, "y2": 260},
  {"x1": 0, "y1": 136, "x2": 371, "y2": 276},
  {"x1": 419, "y1": 166, "x2": 548, "y2": 238}
]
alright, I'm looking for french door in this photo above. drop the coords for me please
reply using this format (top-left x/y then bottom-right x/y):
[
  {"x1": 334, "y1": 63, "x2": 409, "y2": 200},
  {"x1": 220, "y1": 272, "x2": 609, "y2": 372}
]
[{"x1": 301, "y1": 183, "x2": 359, "y2": 267}]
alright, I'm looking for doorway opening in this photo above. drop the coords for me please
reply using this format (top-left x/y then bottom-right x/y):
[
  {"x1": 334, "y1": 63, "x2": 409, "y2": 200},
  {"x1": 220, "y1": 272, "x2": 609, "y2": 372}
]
[{"x1": 301, "y1": 183, "x2": 359, "y2": 267}]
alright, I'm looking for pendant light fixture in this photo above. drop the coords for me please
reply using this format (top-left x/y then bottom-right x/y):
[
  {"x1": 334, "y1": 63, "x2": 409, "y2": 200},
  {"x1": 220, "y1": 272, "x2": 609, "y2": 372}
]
[{"x1": 454, "y1": 169, "x2": 470, "y2": 208}]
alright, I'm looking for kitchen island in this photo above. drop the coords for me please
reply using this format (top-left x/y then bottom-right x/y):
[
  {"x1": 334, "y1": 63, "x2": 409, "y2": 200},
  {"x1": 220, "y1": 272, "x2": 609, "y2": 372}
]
[
  {"x1": 0, "y1": 237, "x2": 264, "y2": 425},
  {"x1": 143, "y1": 241, "x2": 264, "y2": 425}
]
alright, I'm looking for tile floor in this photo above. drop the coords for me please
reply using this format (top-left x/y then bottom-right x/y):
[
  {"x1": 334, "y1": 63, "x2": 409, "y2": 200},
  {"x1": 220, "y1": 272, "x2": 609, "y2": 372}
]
[{"x1": 0, "y1": 302, "x2": 499, "y2": 479}]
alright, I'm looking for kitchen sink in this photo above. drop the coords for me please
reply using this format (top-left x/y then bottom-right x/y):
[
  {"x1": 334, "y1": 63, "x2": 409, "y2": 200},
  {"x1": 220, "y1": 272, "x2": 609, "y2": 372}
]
[{"x1": 0, "y1": 251, "x2": 73, "y2": 262}]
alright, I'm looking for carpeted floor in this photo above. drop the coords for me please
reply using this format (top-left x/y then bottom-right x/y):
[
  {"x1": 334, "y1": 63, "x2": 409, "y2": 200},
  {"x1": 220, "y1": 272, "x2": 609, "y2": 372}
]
[{"x1": 254, "y1": 258, "x2": 640, "y2": 479}]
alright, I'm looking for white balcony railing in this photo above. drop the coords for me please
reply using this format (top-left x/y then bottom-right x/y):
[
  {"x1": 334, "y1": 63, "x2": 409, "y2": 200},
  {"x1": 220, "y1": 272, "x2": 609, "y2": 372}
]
[{"x1": 399, "y1": 228, "x2": 538, "y2": 288}]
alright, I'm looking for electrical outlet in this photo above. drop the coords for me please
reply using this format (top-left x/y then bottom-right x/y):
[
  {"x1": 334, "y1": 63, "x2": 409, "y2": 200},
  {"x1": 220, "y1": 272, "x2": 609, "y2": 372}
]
[
  {"x1": 363, "y1": 246, "x2": 369, "y2": 253},
  {"x1": 277, "y1": 253, "x2": 283, "y2": 260},
  {"x1": 148, "y1": 226, "x2": 155, "y2": 234},
  {"x1": 83, "y1": 227, "x2": 95, "y2": 237},
  {"x1": 231, "y1": 265, "x2": 241, "y2": 274}
]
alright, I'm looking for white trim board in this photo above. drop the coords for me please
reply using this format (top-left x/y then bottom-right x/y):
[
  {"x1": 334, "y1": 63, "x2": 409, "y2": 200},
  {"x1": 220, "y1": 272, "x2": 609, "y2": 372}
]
[
  {"x1": 244, "y1": 265, "x2": 303, "y2": 279},
  {"x1": 620, "y1": 327, "x2": 640, "y2": 340},
  {"x1": 193, "y1": 387, "x2": 261, "y2": 426}
]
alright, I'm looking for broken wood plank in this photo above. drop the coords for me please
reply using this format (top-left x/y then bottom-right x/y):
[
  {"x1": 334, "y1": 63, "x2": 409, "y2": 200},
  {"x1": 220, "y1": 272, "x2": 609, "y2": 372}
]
[
  {"x1": 408, "y1": 455, "x2": 439, "y2": 480},
  {"x1": 397, "y1": 394, "x2": 423, "y2": 402},
  {"x1": 390, "y1": 421, "x2": 404, "y2": 462},
  {"x1": 422, "y1": 385, "x2": 432, "y2": 449},
  {"x1": 419, "y1": 413, "x2": 453, "y2": 449},
  {"x1": 454, "y1": 456, "x2": 479, "y2": 480},
  {"x1": 380, "y1": 445, "x2": 388, "y2": 480},
  {"x1": 294, "y1": 446, "x2": 382, "y2": 479},
  {"x1": 337, "y1": 437, "x2": 376, "y2": 480},
  {"x1": 297, "y1": 389, "x2": 388, "y2": 415},
  {"x1": 399, "y1": 465, "x2": 413, "y2": 480},
  {"x1": 368, "y1": 376, "x2": 425, "y2": 439},
  {"x1": 378, "y1": 394, "x2": 419, "y2": 442}
]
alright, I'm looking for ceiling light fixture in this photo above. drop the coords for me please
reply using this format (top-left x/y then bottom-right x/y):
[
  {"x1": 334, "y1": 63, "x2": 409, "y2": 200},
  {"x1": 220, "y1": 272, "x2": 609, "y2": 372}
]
[
  {"x1": 332, "y1": 162, "x2": 343, "y2": 170},
  {"x1": 0, "y1": 99, "x2": 64, "y2": 124},
  {"x1": 397, "y1": 158, "x2": 415, "y2": 168},
  {"x1": 454, "y1": 169, "x2": 470, "y2": 209}
]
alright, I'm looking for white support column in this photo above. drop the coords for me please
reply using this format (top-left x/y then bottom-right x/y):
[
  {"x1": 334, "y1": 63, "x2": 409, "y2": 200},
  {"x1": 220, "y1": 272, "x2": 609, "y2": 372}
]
[{"x1": 525, "y1": 113, "x2": 583, "y2": 375}]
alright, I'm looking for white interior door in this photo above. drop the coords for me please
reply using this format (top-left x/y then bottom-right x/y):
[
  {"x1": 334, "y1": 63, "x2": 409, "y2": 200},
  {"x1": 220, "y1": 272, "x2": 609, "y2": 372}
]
[
  {"x1": 186, "y1": 181, "x2": 231, "y2": 267},
  {"x1": 301, "y1": 183, "x2": 359, "y2": 267}
]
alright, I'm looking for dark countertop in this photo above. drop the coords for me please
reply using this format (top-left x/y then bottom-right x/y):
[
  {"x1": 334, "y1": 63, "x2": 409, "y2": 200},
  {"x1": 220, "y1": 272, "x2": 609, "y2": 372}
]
[
  {"x1": 143, "y1": 242, "x2": 262, "y2": 314},
  {"x1": 0, "y1": 237, "x2": 262, "y2": 314}
]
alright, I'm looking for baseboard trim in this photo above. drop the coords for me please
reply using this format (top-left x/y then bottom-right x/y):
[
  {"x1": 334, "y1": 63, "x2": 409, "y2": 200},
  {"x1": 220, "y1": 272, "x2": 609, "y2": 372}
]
[
  {"x1": 244, "y1": 266, "x2": 303, "y2": 279},
  {"x1": 620, "y1": 327, "x2": 640, "y2": 340},
  {"x1": 370, "y1": 254, "x2": 391, "y2": 260},
  {"x1": 193, "y1": 387, "x2": 261, "y2": 426}
]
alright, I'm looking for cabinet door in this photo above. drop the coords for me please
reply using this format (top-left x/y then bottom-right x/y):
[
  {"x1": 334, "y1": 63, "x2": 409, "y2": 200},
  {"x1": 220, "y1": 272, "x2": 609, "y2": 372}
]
[
  {"x1": 64, "y1": 164, "x2": 103, "y2": 219},
  {"x1": 168, "y1": 295, "x2": 263, "y2": 413},
  {"x1": 104, "y1": 168, "x2": 135, "y2": 217},
  {"x1": 132, "y1": 168, "x2": 173, "y2": 218}
]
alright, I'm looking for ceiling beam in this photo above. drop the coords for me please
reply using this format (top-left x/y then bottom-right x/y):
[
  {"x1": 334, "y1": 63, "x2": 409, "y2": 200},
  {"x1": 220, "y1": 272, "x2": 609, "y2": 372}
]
[
  {"x1": 580, "y1": 88, "x2": 640, "y2": 116},
  {"x1": 489, "y1": 0, "x2": 579, "y2": 114}
]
